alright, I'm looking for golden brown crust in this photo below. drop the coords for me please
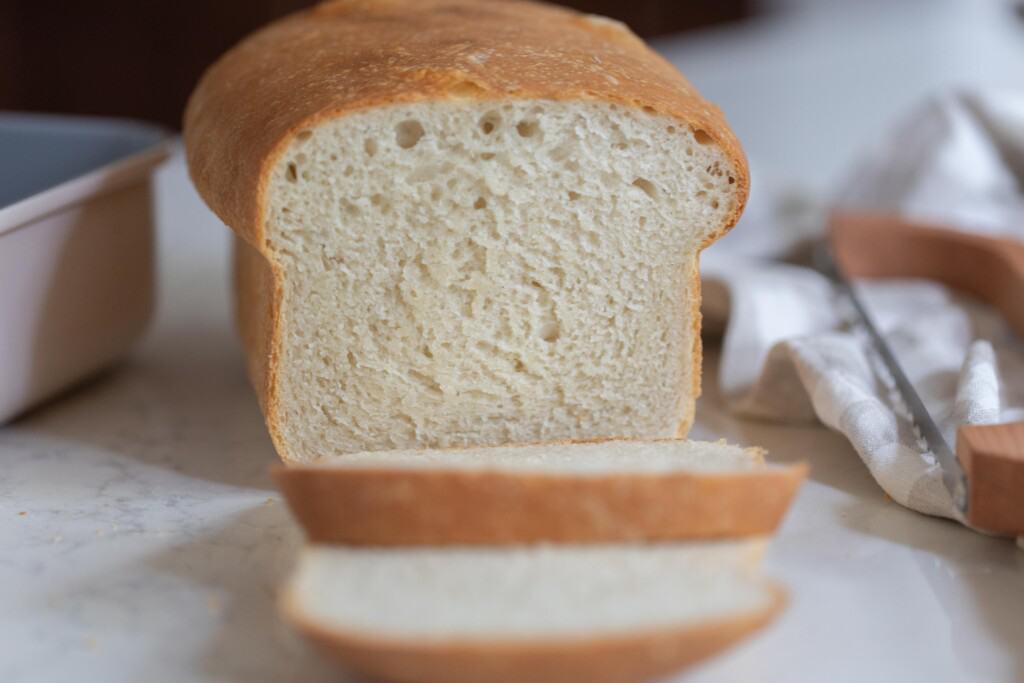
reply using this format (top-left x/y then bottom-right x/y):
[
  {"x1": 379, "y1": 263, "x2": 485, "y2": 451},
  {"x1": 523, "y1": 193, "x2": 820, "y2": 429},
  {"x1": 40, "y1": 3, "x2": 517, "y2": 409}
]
[
  {"x1": 232, "y1": 237, "x2": 274, "y2": 412},
  {"x1": 184, "y1": 0, "x2": 750, "y2": 459},
  {"x1": 184, "y1": 0, "x2": 748, "y2": 247},
  {"x1": 272, "y1": 449, "x2": 806, "y2": 545},
  {"x1": 280, "y1": 583, "x2": 786, "y2": 683},
  {"x1": 232, "y1": 235, "x2": 288, "y2": 451},
  {"x1": 678, "y1": 258, "x2": 703, "y2": 437}
]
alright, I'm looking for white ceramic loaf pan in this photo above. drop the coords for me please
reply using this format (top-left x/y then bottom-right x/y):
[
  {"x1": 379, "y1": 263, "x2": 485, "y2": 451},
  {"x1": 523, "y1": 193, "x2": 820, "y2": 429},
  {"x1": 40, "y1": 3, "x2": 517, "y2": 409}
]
[{"x1": 0, "y1": 113, "x2": 171, "y2": 423}]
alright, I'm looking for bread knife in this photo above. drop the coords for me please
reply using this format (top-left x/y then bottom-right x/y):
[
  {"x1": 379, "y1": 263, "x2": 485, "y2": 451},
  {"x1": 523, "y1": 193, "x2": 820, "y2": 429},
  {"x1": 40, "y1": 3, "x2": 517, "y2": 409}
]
[{"x1": 816, "y1": 211, "x2": 1024, "y2": 536}]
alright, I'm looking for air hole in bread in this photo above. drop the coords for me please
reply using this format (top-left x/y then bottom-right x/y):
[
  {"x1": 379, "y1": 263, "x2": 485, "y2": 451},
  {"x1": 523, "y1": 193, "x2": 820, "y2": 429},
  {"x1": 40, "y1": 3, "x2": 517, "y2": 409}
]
[
  {"x1": 693, "y1": 128, "x2": 713, "y2": 145},
  {"x1": 296, "y1": 130, "x2": 313, "y2": 142},
  {"x1": 408, "y1": 369, "x2": 443, "y2": 395},
  {"x1": 550, "y1": 142, "x2": 573, "y2": 161},
  {"x1": 666, "y1": 125, "x2": 676, "y2": 134},
  {"x1": 538, "y1": 321, "x2": 560, "y2": 342},
  {"x1": 409, "y1": 164, "x2": 441, "y2": 182},
  {"x1": 396, "y1": 120, "x2": 425, "y2": 149},
  {"x1": 516, "y1": 120, "x2": 540, "y2": 138},
  {"x1": 343, "y1": 165, "x2": 354, "y2": 177},
  {"x1": 481, "y1": 152, "x2": 495, "y2": 160},
  {"x1": 480, "y1": 111, "x2": 501, "y2": 134},
  {"x1": 364, "y1": 138, "x2": 378, "y2": 156},
  {"x1": 473, "y1": 197, "x2": 487, "y2": 209},
  {"x1": 286, "y1": 163, "x2": 298, "y2": 183},
  {"x1": 642, "y1": 106, "x2": 656, "y2": 114},
  {"x1": 631, "y1": 177, "x2": 657, "y2": 199},
  {"x1": 567, "y1": 190, "x2": 580, "y2": 201}
]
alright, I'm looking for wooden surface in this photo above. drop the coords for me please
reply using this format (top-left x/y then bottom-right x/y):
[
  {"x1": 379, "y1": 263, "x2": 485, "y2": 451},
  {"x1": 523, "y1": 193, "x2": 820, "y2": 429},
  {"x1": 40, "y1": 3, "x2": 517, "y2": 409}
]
[
  {"x1": 957, "y1": 422, "x2": 1024, "y2": 534},
  {"x1": 831, "y1": 211, "x2": 1024, "y2": 339},
  {"x1": 831, "y1": 211, "x2": 1024, "y2": 535}
]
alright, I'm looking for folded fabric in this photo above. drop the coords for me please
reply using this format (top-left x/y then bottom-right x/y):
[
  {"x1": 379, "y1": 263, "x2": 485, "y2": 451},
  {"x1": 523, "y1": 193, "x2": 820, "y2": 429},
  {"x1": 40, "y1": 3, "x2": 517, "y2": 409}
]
[{"x1": 703, "y1": 90, "x2": 1024, "y2": 525}]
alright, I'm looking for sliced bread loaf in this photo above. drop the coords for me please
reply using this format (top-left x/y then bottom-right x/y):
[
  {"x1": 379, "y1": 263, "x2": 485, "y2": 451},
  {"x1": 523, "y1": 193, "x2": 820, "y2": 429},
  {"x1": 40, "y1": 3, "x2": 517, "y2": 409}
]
[
  {"x1": 281, "y1": 541, "x2": 783, "y2": 683},
  {"x1": 184, "y1": 0, "x2": 749, "y2": 463},
  {"x1": 274, "y1": 439, "x2": 805, "y2": 545}
]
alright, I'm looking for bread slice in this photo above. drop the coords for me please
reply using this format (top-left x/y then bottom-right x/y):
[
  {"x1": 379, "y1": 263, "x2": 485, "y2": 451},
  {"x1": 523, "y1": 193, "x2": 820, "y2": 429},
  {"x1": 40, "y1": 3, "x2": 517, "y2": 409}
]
[
  {"x1": 280, "y1": 541, "x2": 784, "y2": 683},
  {"x1": 184, "y1": 0, "x2": 749, "y2": 463},
  {"x1": 274, "y1": 439, "x2": 805, "y2": 545}
]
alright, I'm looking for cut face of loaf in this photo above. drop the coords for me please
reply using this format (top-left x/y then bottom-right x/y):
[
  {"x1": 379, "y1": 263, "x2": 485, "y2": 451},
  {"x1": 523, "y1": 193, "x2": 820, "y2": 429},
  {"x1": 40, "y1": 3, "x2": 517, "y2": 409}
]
[
  {"x1": 274, "y1": 439, "x2": 806, "y2": 545},
  {"x1": 281, "y1": 542, "x2": 784, "y2": 683},
  {"x1": 261, "y1": 102, "x2": 740, "y2": 460}
]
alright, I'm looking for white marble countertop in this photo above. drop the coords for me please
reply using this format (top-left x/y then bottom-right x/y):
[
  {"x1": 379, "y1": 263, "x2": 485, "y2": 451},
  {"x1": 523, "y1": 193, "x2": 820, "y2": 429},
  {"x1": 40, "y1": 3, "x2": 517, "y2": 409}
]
[{"x1": 4, "y1": 3, "x2": 1024, "y2": 681}]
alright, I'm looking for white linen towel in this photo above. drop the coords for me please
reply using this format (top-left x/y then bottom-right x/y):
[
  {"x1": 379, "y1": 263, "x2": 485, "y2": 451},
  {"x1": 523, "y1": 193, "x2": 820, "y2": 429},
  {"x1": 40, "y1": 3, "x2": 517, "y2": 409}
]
[{"x1": 703, "y1": 90, "x2": 1024, "y2": 524}]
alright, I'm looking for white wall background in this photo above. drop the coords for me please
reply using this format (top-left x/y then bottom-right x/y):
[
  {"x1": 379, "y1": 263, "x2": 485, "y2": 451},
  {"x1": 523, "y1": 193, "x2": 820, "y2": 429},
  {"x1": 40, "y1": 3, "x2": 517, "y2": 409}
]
[{"x1": 655, "y1": 0, "x2": 1024, "y2": 193}]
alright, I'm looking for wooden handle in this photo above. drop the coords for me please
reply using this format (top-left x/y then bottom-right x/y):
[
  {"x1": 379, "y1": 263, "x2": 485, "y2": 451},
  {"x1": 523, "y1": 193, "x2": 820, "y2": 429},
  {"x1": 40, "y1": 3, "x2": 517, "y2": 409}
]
[
  {"x1": 956, "y1": 422, "x2": 1024, "y2": 534},
  {"x1": 830, "y1": 211, "x2": 1024, "y2": 338}
]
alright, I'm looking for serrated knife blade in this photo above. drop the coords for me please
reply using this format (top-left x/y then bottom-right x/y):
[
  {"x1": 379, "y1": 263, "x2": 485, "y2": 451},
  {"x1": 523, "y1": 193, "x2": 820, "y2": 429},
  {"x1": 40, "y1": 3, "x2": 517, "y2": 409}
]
[{"x1": 813, "y1": 241, "x2": 970, "y2": 515}]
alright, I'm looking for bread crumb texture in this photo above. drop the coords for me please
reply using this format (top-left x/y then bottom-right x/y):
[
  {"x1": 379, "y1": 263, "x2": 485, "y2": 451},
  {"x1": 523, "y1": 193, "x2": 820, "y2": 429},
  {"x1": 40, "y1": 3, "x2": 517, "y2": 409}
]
[
  {"x1": 267, "y1": 101, "x2": 737, "y2": 460},
  {"x1": 290, "y1": 541, "x2": 771, "y2": 637}
]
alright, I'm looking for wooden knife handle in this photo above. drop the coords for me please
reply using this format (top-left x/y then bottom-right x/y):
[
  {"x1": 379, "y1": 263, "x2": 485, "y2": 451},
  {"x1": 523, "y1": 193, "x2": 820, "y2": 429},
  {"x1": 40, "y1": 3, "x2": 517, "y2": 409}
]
[
  {"x1": 957, "y1": 422, "x2": 1024, "y2": 534},
  {"x1": 831, "y1": 211, "x2": 1024, "y2": 534},
  {"x1": 830, "y1": 211, "x2": 1024, "y2": 338}
]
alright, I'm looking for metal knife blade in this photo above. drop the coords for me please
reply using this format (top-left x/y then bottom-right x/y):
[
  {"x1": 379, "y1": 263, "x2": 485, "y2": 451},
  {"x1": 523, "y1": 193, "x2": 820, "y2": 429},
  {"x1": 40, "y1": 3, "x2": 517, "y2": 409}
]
[{"x1": 813, "y1": 242, "x2": 969, "y2": 514}]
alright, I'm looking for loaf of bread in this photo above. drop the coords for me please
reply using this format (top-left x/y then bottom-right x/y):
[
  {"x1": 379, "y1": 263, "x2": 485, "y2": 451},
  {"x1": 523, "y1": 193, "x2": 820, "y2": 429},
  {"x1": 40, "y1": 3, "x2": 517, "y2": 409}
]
[
  {"x1": 281, "y1": 541, "x2": 782, "y2": 683},
  {"x1": 184, "y1": 0, "x2": 749, "y2": 462},
  {"x1": 275, "y1": 439, "x2": 805, "y2": 545}
]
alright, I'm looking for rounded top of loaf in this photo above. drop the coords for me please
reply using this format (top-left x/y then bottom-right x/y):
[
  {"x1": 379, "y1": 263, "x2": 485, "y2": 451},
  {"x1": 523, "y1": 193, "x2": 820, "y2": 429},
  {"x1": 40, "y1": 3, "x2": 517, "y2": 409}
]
[{"x1": 184, "y1": 0, "x2": 749, "y2": 247}]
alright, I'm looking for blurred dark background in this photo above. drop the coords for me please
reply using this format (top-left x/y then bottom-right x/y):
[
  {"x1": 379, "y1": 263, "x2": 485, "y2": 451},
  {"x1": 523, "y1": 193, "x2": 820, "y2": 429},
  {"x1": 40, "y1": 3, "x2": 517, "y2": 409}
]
[{"x1": 0, "y1": 0, "x2": 753, "y2": 130}]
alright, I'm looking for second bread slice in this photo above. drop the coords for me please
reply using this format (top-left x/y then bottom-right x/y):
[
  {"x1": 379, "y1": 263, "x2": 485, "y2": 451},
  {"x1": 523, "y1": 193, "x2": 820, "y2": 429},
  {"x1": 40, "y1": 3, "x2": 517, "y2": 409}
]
[
  {"x1": 274, "y1": 439, "x2": 805, "y2": 545},
  {"x1": 281, "y1": 541, "x2": 782, "y2": 683}
]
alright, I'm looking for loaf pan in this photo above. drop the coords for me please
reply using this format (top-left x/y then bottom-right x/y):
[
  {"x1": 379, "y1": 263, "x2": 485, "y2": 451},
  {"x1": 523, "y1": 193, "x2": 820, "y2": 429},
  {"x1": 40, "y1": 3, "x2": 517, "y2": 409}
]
[{"x1": 0, "y1": 113, "x2": 171, "y2": 423}]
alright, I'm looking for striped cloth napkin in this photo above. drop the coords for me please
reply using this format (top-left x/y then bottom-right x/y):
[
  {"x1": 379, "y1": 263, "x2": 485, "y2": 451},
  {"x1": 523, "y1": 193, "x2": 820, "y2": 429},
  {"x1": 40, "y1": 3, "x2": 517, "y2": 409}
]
[{"x1": 702, "y1": 90, "x2": 1024, "y2": 525}]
